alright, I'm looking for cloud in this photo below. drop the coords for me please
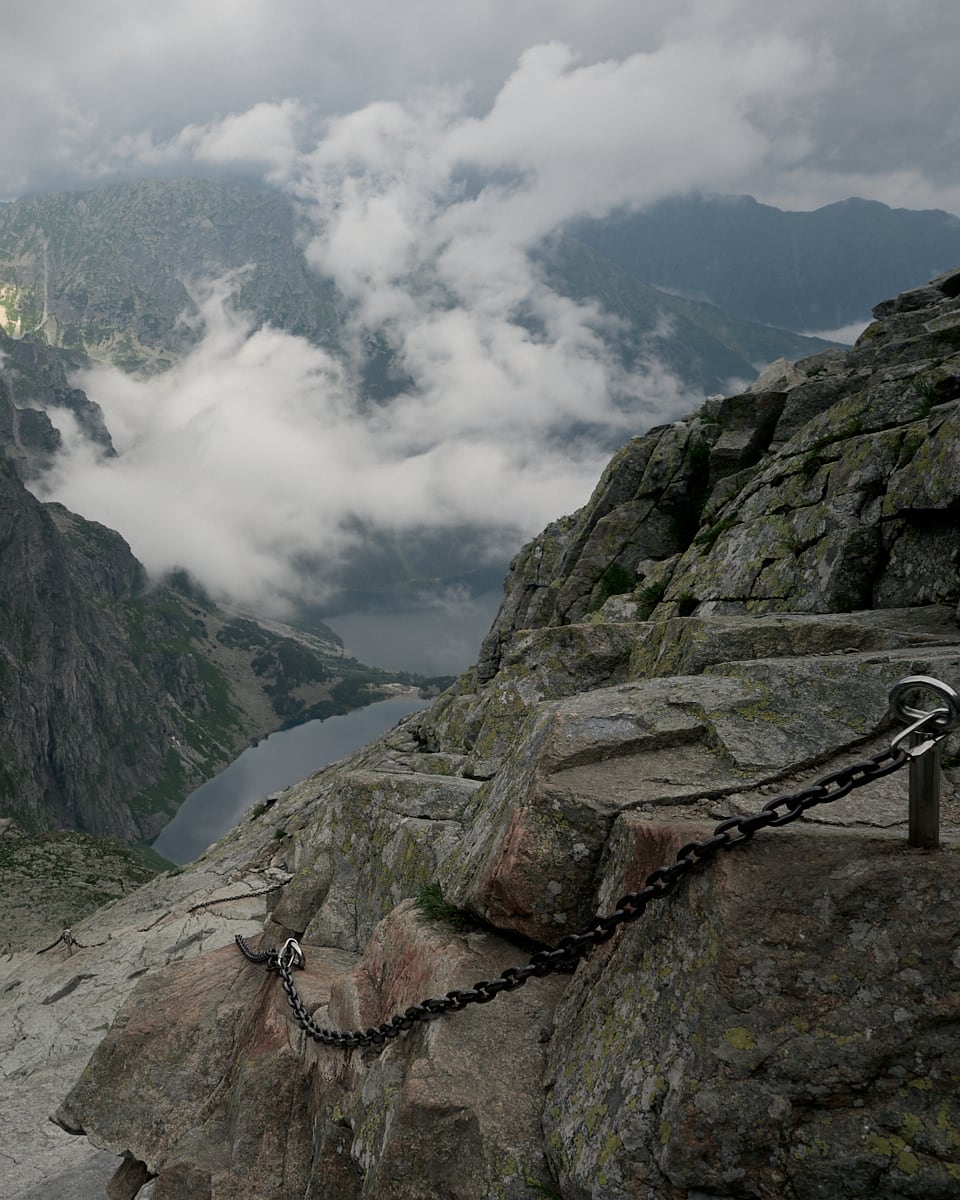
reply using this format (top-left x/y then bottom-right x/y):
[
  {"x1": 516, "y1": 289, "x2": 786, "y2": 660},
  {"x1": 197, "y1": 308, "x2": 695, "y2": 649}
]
[
  {"x1": 38, "y1": 271, "x2": 688, "y2": 614},
  {"x1": 2, "y1": 1, "x2": 958, "y2": 212},
  {"x1": 19, "y1": 4, "x2": 960, "y2": 623},
  {"x1": 802, "y1": 318, "x2": 872, "y2": 346},
  {"x1": 108, "y1": 100, "x2": 310, "y2": 179}
]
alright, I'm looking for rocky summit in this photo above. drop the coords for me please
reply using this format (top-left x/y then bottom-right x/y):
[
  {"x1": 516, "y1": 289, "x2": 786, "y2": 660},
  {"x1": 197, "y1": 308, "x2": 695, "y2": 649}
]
[{"x1": 3, "y1": 269, "x2": 960, "y2": 1199}]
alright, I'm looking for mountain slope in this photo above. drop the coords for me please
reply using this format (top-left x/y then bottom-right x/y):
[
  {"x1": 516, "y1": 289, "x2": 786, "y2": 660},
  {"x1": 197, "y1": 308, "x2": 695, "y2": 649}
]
[
  {"x1": 0, "y1": 331, "x2": 438, "y2": 843},
  {"x1": 0, "y1": 178, "x2": 832, "y2": 391},
  {"x1": 573, "y1": 192, "x2": 960, "y2": 331},
  {"x1": 541, "y1": 234, "x2": 835, "y2": 389},
  {"x1": 0, "y1": 177, "x2": 343, "y2": 371}
]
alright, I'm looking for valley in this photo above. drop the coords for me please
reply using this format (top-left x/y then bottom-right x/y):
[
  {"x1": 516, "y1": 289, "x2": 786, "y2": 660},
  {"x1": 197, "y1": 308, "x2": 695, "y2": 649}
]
[
  {"x1": 2, "y1": 8, "x2": 958, "y2": 1195},
  {"x1": 3, "y1": 177, "x2": 959, "y2": 853}
]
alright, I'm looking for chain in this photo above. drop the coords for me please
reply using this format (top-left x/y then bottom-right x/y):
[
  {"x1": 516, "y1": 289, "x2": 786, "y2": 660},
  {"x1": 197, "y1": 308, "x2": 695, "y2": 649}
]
[
  {"x1": 188, "y1": 881, "x2": 285, "y2": 914},
  {"x1": 36, "y1": 929, "x2": 105, "y2": 955},
  {"x1": 236, "y1": 736, "x2": 919, "y2": 1049}
]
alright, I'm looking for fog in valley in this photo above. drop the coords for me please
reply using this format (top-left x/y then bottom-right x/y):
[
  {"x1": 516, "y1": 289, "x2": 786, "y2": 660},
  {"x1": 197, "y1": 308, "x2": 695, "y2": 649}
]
[{"x1": 11, "y1": 1, "x2": 960, "y2": 669}]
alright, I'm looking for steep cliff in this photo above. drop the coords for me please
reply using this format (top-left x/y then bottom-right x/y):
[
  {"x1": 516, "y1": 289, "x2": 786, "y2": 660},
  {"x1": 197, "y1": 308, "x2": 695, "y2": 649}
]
[
  {"x1": 0, "y1": 332, "x2": 431, "y2": 844},
  {"x1": 3, "y1": 270, "x2": 960, "y2": 1200}
]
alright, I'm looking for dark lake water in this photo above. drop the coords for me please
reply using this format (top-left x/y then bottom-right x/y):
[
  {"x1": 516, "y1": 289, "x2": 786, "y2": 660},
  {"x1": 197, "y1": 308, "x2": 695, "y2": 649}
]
[
  {"x1": 151, "y1": 693, "x2": 428, "y2": 865},
  {"x1": 324, "y1": 590, "x2": 502, "y2": 675}
]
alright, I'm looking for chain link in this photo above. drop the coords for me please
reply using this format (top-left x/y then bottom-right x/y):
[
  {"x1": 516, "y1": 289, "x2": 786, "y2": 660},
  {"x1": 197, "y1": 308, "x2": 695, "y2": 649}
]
[
  {"x1": 36, "y1": 928, "x2": 106, "y2": 955},
  {"x1": 237, "y1": 740, "x2": 914, "y2": 1048},
  {"x1": 188, "y1": 881, "x2": 285, "y2": 914}
]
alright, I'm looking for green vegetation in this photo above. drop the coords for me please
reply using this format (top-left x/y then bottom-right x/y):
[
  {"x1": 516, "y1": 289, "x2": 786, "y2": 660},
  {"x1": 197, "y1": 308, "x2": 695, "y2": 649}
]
[
  {"x1": 909, "y1": 365, "x2": 960, "y2": 414},
  {"x1": 694, "y1": 513, "x2": 738, "y2": 550},
  {"x1": 194, "y1": 657, "x2": 241, "y2": 746},
  {"x1": 524, "y1": 1183, "x2": 563, "y2": 1200},
  {"x1": 638, "y1": 580, "x2": 667, "y2": 619},
  {"x1": 636, "y1": 580, "x2": 668, "y2": 619},
  {"x1": 216, "y1": 617, "x2": 271, "y2": 650},
  {"x1": 586, "y1": 561, "x2": 635, "y2": 614},
  {"x1": 252, "y1": 641, "x2": 331, "y2": 686},
  {"x1": 779, "y1": 534, "x2": 807, "y2": 557},
  {"x1": 415, "y1": 882, "x2": 468, "y2": 930},
  {"x1": 800, "y1": 451, "x2": 827, "y2": 480},
  {"x1": 912, "y1": 372, "x2": 940, "y2": 410}
]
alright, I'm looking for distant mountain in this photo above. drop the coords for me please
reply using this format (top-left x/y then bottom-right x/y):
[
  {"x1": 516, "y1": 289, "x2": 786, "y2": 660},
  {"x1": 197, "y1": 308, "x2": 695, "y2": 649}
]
[
  {"x1": 0, "y1": 177, "x2": 343, "y2": 372},
  {"x1": 573, "y1": 194, "x2": 960, "y2": 332},
  {"x1": 0, "y1": 178, "x2": 832, "y2": 392},
  {"x1": 540, "y1": 235, "x2": 834, "y2": 389}
]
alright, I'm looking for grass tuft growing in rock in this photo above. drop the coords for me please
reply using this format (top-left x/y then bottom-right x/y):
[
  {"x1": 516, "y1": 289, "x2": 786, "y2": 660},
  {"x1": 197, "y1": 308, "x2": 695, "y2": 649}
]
[{"x1": 415, "y1": 882, "x2": 467, "y2": 930}]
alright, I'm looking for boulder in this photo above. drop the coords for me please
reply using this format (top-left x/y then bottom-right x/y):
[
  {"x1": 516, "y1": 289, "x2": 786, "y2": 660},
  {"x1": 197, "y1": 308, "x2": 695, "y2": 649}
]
[
  {"x1": 546, "y1": 816, "x2": 960, "y2": 1200},
  {"x1": 58, "y1": 903, "x2": 566, "y2": 1200}
]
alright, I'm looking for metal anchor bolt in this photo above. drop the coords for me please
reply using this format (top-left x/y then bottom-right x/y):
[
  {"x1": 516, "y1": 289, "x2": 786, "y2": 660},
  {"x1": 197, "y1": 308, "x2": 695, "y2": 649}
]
[{"x1": 889, "y1": 675, "x2": 960, "y2": 849}]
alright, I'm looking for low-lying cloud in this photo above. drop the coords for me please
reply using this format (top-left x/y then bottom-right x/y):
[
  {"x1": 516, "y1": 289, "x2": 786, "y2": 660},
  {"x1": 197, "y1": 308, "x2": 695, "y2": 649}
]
[
  {"x1": 39, "y1": 271, "x2": 690, "y2": 615},
  {"x1": 31, "y1": 24, "x2": 922, "y2": 620},
  {"x1": 39, "y1": 40, "x2": 805, "y2": 615}
]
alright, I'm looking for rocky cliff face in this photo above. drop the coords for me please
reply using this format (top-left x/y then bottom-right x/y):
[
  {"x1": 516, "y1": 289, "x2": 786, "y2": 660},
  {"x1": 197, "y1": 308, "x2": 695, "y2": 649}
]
[
  {"x1": 3, "y1": 270, "x2": 960, "y2": 1200},
  {"x1": 0, "y1": 445, "x2": 376, "y2": 842},
  {"x1": 0, "y1": 333, "x2": 427, "y2": 844}
]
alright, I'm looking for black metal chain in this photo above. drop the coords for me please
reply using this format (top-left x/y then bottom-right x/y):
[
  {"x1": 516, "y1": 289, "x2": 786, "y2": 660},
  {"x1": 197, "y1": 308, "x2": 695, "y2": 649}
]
[
  {"x1": 188, "y1": 881, "x2": 285, "y2": 914},
  {"x1": 36, "y1": 929, "x2": 105, "y2": 955},
  {"x1": 237, "y1": 740, "x2": 913, "y2": 1049}
]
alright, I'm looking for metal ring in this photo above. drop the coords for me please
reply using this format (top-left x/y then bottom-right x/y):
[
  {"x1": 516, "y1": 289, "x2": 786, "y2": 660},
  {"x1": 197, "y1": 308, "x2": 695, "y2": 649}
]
[
  {"x1": 888, "y1": 675, "x2": 960, "y2": 732},
  {"x1": 277, "y1": 937, "x2": 305, "y2": 970}
]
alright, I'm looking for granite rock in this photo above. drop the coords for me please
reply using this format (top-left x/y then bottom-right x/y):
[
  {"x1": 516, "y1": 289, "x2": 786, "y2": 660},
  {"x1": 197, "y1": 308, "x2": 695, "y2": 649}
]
[{"x1": 6, "y1": 270, "x2": 960, "y2": 1200}]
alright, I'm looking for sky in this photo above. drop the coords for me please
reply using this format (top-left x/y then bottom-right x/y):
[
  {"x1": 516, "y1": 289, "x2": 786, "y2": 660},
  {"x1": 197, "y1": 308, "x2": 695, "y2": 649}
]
[
  {"x1": 4, "y1": 0, "x2": 958, "y2": 213},
  {"x1": 8, "y1": 0, "x2": 960, "y2": 643}
]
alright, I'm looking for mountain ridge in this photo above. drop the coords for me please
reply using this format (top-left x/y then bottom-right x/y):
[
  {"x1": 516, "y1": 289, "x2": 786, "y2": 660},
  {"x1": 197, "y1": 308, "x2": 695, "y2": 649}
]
[
  {"x1": 0, "y1": 177, "x2": 835, "y2": 391},
  {"x1": 573, "y1": 191, "x2": 960, "y2": 331}
]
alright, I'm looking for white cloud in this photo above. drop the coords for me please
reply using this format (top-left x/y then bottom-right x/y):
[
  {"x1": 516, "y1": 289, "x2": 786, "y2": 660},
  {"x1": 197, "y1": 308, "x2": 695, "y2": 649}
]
[
  {"x1": 2, "y1": 1, "x2": 957, "y2": 212},
  {"x1": 17, "y1": 2, "x2": 960, "y2": 621},
  {"x1": 802, "y1": 318, "x2": 871, "y2": 346},
  {"x1": 38, "y1": 271, "x2": 688, "y2": 614}
]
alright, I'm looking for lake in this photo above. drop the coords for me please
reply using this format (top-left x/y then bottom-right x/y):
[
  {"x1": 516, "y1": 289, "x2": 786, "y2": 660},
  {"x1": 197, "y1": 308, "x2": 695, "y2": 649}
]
[
  {"x1": 322, "y1": 590, "x2": 502, "y2": 675},
  {"x1": 151, "y1": 693, "x2": 429, "y2": 865},
  {"x1": 151, "y1": 589, "x2": 501, "y2": 865}
]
